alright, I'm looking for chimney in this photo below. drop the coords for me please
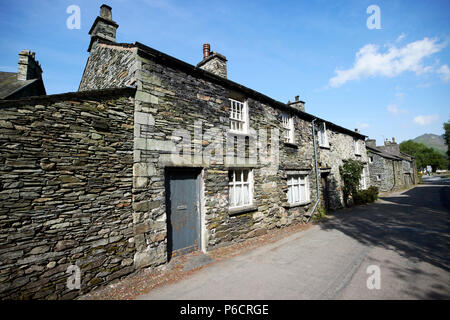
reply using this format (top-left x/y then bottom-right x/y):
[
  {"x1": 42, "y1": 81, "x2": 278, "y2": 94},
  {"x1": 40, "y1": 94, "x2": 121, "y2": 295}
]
[
  {"x1": 17, "y1": 50, "x2": 43, "y2": 81},
  {"x1": 203, "y1": 44, "x2": 210, "y2": 59},
  {"x1": 287, "y1": 95, "x2": 305, "y2": 112},
  {"x1": 197, "y1": 44, "x2": 227, "y2": 78},
  {"x1": 365, "y1": 139, "x2": 376, "y2": 148},
  {"x1": 355, "y1": 128, "x2": 359, "y2": 133},
  {"x1": 88, "y1": 4, "x2": 119, "y2": 52},
  {"x1": 380, "y1": 137, "x2": 400, "y2": 155}
]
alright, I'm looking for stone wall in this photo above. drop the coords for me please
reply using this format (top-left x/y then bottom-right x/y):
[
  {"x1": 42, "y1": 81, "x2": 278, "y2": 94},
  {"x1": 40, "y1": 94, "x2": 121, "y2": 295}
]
[
  {"x1": 127, "y1": 48, "x2": 368, "y2": 268},
  {"x1": 78, "y1": 42, "x2": 138, "y2": 91},
  {"x1": 367, "y1": 149, "x2": 417, "y2": 192},
  {"x1": 0, "y1": 88, "x2": 137, "y2": 299},
  {"x1": 317, "y1": 128, "x2": 368, "y2": 210}
]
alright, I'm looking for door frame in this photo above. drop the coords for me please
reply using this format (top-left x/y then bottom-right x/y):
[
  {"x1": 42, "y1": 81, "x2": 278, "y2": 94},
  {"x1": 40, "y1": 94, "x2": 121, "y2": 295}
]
[{"x1": 164, "y1": 167, "x2": 205, "y2": 259}]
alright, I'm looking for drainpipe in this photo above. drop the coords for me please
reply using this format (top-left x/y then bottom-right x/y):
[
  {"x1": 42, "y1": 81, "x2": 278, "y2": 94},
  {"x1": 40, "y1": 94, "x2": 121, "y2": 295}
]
[
  {"x1": 307, "y1": 119, "x2": 321, "y2": 223},
  {"x1": 390, "y1": 161, "x2": 396, "y2": 191}
]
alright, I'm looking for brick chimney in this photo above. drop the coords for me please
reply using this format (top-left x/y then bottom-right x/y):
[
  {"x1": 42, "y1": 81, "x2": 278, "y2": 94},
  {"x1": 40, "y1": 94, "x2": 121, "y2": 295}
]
[
  {"x1": 197, "y1": 43, "x2": 227, "y2": 78},
  {"x1": 287, "y1": 95, "x2": 305, "y2": 112},
  {"x1": 17, "y1": 50, "x2": 42, "y2": 81},
  {"x1": 88, "y1": 4, "x2": 119, "y2": 52}
]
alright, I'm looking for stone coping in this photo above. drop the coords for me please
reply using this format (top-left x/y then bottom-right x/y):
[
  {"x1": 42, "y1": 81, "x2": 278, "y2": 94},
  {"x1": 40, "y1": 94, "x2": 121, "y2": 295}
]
[{"x1": 0, "y1": 87, "x2": 136, "y2": 107}]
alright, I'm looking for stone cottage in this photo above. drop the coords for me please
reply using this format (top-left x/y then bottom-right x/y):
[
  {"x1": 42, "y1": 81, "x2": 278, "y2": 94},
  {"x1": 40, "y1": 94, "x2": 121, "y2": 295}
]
[
  {"x1": 366, "y1": 138, "x2": 417, "y2": 192},
  {"x1": 0, "y1": 5, "x2": 369, "y2": 299},
  {"x1": 0, "y1": 50, "x2": 46, "y2": 100}
]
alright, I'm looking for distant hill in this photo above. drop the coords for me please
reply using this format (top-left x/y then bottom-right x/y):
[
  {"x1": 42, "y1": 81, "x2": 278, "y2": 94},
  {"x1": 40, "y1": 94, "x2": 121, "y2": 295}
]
[{"x1": 412, "y1": 134, "x2": 447, "y2": 156}]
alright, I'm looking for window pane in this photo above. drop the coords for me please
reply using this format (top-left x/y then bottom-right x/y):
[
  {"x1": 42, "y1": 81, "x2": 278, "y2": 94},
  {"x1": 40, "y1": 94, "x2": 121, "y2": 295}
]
[
  {"x1": 243, "y1": 170, "x2": 249, "y2": 182},
  {"x1": 300, "y1": 184, "x2": 305, "y2": 203},
  {"x1": 287, "y1": 185, "x2": 292, "y2": 204},
  {"x1": 293, "y1": 184, "x2": 299, "y2": 203},
  {"x1": 229, "y1": 185, "x2": 235, "y2": 207},
  {"x1": 243, "y1": 184, "x2": 249, "y2": 205},
  {"x1": 235, "y1": 184, "x2": 242, "y2": 206},
  {"x1": 235, "y1": 170, "x2": 242, "y2": 182}
]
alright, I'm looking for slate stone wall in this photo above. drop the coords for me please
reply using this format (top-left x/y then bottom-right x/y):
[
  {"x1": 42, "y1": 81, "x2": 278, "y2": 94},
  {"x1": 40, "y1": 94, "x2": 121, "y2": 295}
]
[
  {"x1": 128, "y1": 51, "x2": 365, "y2": 268},
  {"x1": 317, "y1": 130, "x2": 369, "y2": 210},
  {"x1": 0, "y1": 89, "x2": 136, "y2": 299},
  {"x1": 78, "y1": 42, "x2": 138, "y2": 91}
]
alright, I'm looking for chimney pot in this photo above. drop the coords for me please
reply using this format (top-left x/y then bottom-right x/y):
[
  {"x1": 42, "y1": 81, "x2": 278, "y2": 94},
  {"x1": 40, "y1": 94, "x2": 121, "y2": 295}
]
[
  {"x1": 392, "y1": 137, "x2": 396, "y2": 143},
  {"x1": 203, "y1": 43, "x2": 210, "y2": 59},
  {"x1": 355, "y1": 128, "x2": 359, "y2": 132},
  {"x1": 295, "y1": 95, "x2": 299, "y2": 102},
  {"x1": 100, "y1": 4, "x2": 113, "y2": 20}
]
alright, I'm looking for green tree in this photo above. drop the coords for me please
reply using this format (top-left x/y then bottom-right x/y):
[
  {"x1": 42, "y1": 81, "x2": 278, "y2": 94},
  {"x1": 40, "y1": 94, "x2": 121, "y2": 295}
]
[
  {"x1": 339, "y1": 159, "x2": 364, "y2": 207},
  {"x1": 444, "y1": 121, "x2": 450, "y2": 160},
  {"x1": 400, "y1": 140, "x2": 448, "y2": 171}
]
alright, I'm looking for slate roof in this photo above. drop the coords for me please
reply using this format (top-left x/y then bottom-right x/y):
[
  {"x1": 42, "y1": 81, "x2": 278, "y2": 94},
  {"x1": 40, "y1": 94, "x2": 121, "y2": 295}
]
[
  {"x1": 132, "y1": 41, "x2": 367, "y2": 140},
  {"x1": 367, "y1": 145, "x2": 409, "y2": 161},
  {"x1": 0, "y1": 72, "x2": 40, "y2": 99}
]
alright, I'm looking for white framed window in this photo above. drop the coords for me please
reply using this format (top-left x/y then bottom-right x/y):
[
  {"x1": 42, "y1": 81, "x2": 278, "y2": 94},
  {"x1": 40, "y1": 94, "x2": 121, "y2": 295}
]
[
  {"x1": 354, "y1": 139, "x2": 361, "y2": 155},
  {"x1": 229, "y1": 98, "x2": 248, "y2": 133},
  {"x1": 281, "y1": 112, "x2": 294, "y2": 143},
  {"x1": 359, "y1": 167, "x2": 367, "y2": 190},
  {"x1": 228, "y1": 169, "x2": 253, "y2": 208},
  {"x1": 369, "y1": 156, "x2": 374, "y2": 163},
  {"x1": 376, "y1": 174, "x2": 382, "y2": 181},
  {"x1": 287, "y1": 175, "x2": 310, "y2": 205},
  {"x1": 318, "y1": 122, "x2": 329, "y2": 147}
]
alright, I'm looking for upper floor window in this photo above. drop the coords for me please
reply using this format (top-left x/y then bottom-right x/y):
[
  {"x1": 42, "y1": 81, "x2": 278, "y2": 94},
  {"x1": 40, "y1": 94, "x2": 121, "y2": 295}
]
[
  {"x1": 282, "y1": 112, "x2": 294, "y2": 144},
  {"x1": 229, "y1": 98, "x2": 248, "y2": 133},
  {"x1": 287, "y1": 175, "x2": 310, "y2": 205},
  {"x1": 228, "y1": 169, "x2": 253, "y2": 208},
  {"x1": 318, "y1": 122, "x2": 329, "y2": 147},
  {"x1": 354, "y1": 139, "x2": 361, "y2": 155}
]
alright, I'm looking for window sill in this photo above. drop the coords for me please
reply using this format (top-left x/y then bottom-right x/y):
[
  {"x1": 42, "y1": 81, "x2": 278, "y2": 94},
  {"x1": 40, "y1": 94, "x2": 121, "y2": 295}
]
[
  {"x1": 283, "y1": 142, "x2": 298, "y2": 148},
  {"x1": 228, "y1": 130, "x2": 250, "y2": 137},
  {"x1": 229, "y1": 204, "x2": 258, "y2": 216},
  {"x1": 282, "y1": 201, "x2": 311, "y2": 209}
]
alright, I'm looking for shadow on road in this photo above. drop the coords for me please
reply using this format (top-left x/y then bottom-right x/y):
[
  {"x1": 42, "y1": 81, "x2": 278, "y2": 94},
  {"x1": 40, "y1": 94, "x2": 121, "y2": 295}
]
[{"x1": 320, "y1": 184, "x2": 450, "y2": 299}]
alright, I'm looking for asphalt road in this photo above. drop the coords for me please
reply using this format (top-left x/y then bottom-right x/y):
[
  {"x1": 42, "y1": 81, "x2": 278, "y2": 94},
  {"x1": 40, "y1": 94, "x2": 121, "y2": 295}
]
[{"x1": 137, "y1": 180, "x2": 450, "y2": 300}]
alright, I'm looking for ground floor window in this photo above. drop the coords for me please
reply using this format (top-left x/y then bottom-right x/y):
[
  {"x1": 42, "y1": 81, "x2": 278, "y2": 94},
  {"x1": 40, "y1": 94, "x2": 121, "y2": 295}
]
[
  {"x1": 229, "y1": 169, "x2": 253, "y2": 208},
  {"x1": 287, "y1": 175, "x2": 310, "y2": 204},
  {"x1": 359, "y1": 167, "x2": 368, "y2": 190}
]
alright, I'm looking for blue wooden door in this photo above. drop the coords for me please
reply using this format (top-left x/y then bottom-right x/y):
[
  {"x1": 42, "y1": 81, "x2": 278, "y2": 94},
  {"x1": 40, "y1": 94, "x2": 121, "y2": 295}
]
[{"x1": 166, "y1": 169, "x2": 200, "y2": 258}]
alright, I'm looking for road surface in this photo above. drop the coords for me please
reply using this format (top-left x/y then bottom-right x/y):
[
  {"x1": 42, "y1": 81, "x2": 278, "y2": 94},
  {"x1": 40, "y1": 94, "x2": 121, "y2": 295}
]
[{"x1": 137, "y1": 181, "x2": 450, "y2": 300}]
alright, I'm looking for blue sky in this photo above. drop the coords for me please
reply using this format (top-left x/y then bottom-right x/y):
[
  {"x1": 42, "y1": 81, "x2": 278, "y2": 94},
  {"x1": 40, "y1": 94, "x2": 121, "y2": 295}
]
[{"x1": 1, "y1": 0, "x2": 449, "y2": 143}]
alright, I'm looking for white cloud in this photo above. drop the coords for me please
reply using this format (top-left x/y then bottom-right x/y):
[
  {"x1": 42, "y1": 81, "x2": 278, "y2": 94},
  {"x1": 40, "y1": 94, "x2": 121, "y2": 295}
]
[
  {"x1": 329, "y1": 37, "x2": 445, "y2": 87},
  {"x1": 396, "y1": 33, "x2": 406, "y2": 43},
  {"x1": 437, "y1": 64, "x2": 450, "y2": 82},
  {"x1": 387, "y1": 104, "x2": 407, "y2": 115},
  {"x1": 413, "y1": 114, "x2": 439, "y2": 125},
  {"x1": 356, "y1": 122, "x2": 370, "y2": 129}
]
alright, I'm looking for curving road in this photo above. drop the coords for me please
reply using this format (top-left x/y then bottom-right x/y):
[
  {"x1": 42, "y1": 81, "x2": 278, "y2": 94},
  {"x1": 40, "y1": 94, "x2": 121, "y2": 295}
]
[{"x1": 137, "y1": 180, "x2": 450, "y2": 300}]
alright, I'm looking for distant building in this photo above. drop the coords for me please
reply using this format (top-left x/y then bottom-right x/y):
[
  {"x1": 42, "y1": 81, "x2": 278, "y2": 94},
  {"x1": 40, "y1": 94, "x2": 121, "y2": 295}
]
[
  {"x1": 366, "y1": 138, "x2": 418, "y2": 192},
  {"x1": 0, "y1": 50, "x2": 46, "y2": 99}
]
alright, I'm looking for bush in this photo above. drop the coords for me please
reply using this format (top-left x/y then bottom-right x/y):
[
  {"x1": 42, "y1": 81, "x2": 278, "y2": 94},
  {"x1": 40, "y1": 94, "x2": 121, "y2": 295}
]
[
  {"x1": 339, "y1": 159, "x2": 365, "y2": 207},
  {"x1": 353, "y1": 186, "x2": 379, "y2": 205}
]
